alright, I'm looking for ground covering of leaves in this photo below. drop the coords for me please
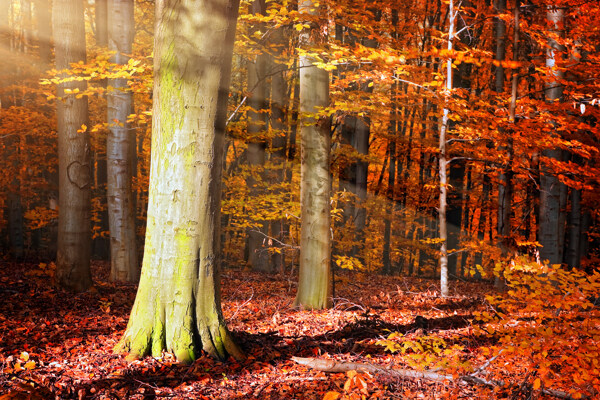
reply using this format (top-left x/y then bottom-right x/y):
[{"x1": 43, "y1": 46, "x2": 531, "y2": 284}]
[{"x1": 0, "y1": 260, "x2": 588, "y2": 399}]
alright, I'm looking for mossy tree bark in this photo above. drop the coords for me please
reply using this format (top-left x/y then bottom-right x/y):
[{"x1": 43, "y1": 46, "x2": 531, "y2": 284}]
[
  {"x1": 116, "y1": 0, "x2": 243, "y2": 363},
  {"x1": 294, "y1": 0, "x2": 331, "y2": 310}
]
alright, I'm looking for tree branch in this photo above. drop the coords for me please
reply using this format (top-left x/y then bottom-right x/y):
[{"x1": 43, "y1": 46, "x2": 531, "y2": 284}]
[{"x1": 291, "y1": 356, "x2": 584, "y2": 400}]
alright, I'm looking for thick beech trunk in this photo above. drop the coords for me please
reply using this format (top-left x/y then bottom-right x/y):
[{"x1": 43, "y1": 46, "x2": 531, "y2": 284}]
[
  {"x1": 294, "y1": 0, "x2": 331, "y2": 310},
  {"x1": 107, "y1": 0, "x2": 138, "y2": 282},
  {"x1": 53, "y1": 0, "x2": 92, "y2": 292},
  {"x1": 116, "y1": 0, "x2": 243, "y2": 363}
]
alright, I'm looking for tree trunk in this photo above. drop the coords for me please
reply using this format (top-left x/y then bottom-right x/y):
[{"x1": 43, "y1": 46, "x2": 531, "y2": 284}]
[
  {"x1": 116, "y1": 0, "x2": 243, "y2": 363},
  {"x1": 566, "y1": 186, "x2": 581, "y2": 269},
  {"x1": 34, "y1": 0, "x2": 52, "y2": 66},
  {"x1": 439, "y1": 0, "x2": 455, "y2": 297},
  {"x1": 539, "y1": 7, "x2": 565, "y2": 266},
  {"x1": 382, "y1": 83, "x2": 397, "y2": 275},
  {"x1": 95, "y1": 0, "x2": 108, "y2": 46},
  {"x1": 245, "y1": 0, "x2": 271, "y2": 272},
  {"x1": 269, "y1": 25, "x2": 289, "y2": 274},
  {"x1": 93, "y1": 0, "x2": 110, "y2": 260},
  {"x1": 294, "y1": 0, "x2": 331, "y2": 310},
  {"x1": 107, "y1": 0, "x2": 138, "y2": 282},
  {"x1": 495, "y1": 0, "x2": 518, "y2": 288},
  {"x1": 53, "y1": 0, "x2": 92, "y2": 292}
]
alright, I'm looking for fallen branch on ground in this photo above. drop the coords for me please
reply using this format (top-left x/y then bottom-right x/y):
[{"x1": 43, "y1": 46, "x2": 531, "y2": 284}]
[{"x1": 290, "y1": 356, "x2": 583, "y2": 400}]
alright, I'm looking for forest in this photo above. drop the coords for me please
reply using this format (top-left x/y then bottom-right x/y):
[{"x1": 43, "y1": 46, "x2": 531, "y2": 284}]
[{"x1": 0, "y1": 0, "x2": 599, "y2": 398}]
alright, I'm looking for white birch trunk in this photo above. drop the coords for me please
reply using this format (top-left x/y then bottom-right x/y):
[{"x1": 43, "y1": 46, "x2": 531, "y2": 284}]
[{"x1": 439, "y1": 0, "x2": 455, "y2": 298}]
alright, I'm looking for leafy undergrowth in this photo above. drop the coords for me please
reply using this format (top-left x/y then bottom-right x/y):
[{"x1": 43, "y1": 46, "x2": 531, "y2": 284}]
[{"x1": 0, "y1": 260, "x2": 597, "y2": 399}]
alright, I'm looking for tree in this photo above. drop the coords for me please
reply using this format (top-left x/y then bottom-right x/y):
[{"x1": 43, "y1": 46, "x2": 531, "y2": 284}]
[
  {"x1": 245, "y1": 0, "x2": 271, "y2": 272},
  {"x1": 53, "y1": 0, "x2": 93, "y2": 292},
  {"x1": 538, "y1": 6, "x2": 566, "y2": 266},
  {"x1": 92, "y1": 0, "x2": 111, "y2": 262},
  {"x1": 439, "y1": 0, "x2": 457, "y2": 298},
  {"x1": 34, "y1": 0, "x2": 52, "y2": 66},
  {"x1": 107, "y1": 0, "x2": 138, "y2": 282},
  {"x1": 268, "y1": 19, "x2": 291, "y2": 274},
  {"x1": 294, "y1": 0, "x2": 331, "y2": 310},
  {"x1": 116, "y1": 0, "x2": 243, "y2": 363}
]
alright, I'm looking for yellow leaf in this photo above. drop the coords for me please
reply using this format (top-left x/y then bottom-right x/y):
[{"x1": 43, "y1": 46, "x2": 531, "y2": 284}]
[
  {"x1": 20, "y1": 352, "x2": 29, "y2": 361},
  {"x1": 533, "y1": 378, "x2": 541, "y2": 390},
  {"x1": 24, "y1": 361, "x2": 35, "y2": 370}
]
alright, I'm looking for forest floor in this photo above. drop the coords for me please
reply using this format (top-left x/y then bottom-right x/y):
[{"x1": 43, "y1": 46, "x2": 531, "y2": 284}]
[{"x1": 0, "y1": 260, "x2": 554, "y2": 399}]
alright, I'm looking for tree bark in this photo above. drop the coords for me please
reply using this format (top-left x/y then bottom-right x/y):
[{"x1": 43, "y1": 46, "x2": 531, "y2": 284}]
[
  {"x1": 566, "y1": 185, "x2": 581, "y2": 269},
  {"x1": 107, "y1": 0, "x2": 138, "y2": 282},
  {"x1": 116, "y1": 0, "x2": 243, "y2": 363},
  {"x1": 495, "y1": 0, "x2": 518, "y2": 288},
  {"x1": 539, "y1": 7, "x2": 565, "y2": 266},
  {"x1": 438, "y1": 0, "x2": 455, "y2": 297},
  {"x1": 53, "y1": 0, "x2": 92, "y2": 292},
  {"x1": 96, "y1": 0, "x2": 108, "y2": 46},
  {"x1": 245, "y1": 0, "x2": 271, "y2": 272},
  {"x1": 291, "y1": 357, "x2": 578, "y2": 400},
  {"x1": 93, "y1": 0, "x2": 110, "y2": 260},
  {"x1": 294, "y1": 0, "x2": 331, "y2": 310},
  {"x1": 34, "y1": 0, "x2": 52, "y2": 66},
  {"x1": 269, "y1": 24, "x2": 289, "y2": 274}
]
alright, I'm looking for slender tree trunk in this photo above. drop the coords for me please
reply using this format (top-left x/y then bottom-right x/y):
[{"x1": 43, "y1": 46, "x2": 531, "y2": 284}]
[
  {"x1": 439, "y1": 0, "x2": 455, "y2": 298},
  {"x1": 107, "y1": 0, "x2": 138, "y2": 282},
  {"x1": 294, "y1": 0, "x2": 331, "y2": 309},
  {"x1": 34, "y1": 0, "x2": 52, "y2": 66},
  {"x1": 539, "y1": 7, "x2": 565, "y2": 266},
  {"x1": 269, "y1": 25, "x2": 289, "y2": 273},
  {"x1": 495, "y1": 0, "x2": 518, "y2": 288},
  {"x1": 53, "y1": 0, "x2": 92, "y2": 292},
  {"x1": 383, "y1": 81, "x2": 397, "y2": 275},
  {"x1": 566, "y1": 185, "x2": 581, "y2": 269},
  {"x1": 116, "y1": 0, "x2": 243, "y2": 363},
  {"x1": 353, "y1": 113, "x2": 369, "y2": 261},
  {"x1": 96, "y1": 0, "x2": 108, "y2": 46},
  {"x1": 93, "y1": 0, "x2": 110, "y2": 260},
  {"x1": 245, "y1": 0, "x2": 271, "y2": 272}
]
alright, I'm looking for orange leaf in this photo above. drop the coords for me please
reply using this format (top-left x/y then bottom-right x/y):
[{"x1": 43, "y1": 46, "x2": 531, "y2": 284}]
[
  {"x1": 533, "y1": 378, "x2": 541, "y2": 390},
  {"x1": 323, "y1": 391, "x2": 341, "y2": 400}
]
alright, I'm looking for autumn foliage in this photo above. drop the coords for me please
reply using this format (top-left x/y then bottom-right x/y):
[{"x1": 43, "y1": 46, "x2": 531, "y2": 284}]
[{"x1": 1, "y1": 0, "x2": 600, "y2": 397}]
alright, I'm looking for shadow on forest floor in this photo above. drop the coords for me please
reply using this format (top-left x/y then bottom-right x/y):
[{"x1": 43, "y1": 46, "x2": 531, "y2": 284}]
[{"x1": 0, "y1": 260, "x2": 495, "y2": 399}]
